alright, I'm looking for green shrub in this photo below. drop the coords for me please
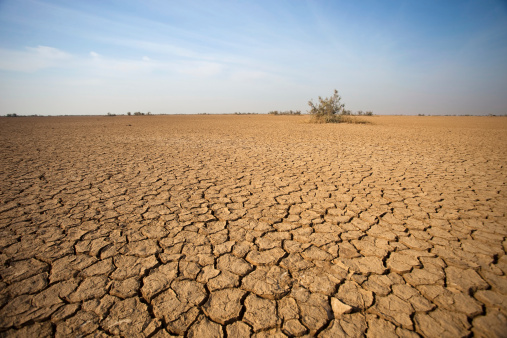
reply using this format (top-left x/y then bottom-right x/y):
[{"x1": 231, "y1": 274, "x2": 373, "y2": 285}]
[
  {"x1": 308, "y1": 90, "x2": 373, "y2": 122},
  {"x1": 269, "y1": 110, "x2": 301, "y2": 115},
  {"x1": 308, "y1": 89, "x2": 348, "y2": 123}
]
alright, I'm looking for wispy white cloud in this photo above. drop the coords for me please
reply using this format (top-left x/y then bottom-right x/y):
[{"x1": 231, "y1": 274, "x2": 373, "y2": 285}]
[
  {"x1": 97, "y1": 37, "x2": 206, "y2": 60},
  {"x1": 0, "y1": 45, "x2": 231, "y2": 81},
  {"x1": 0, "y1": 45, "x2": 72, "y2": 72},
  {"x1": 26, "y1": 45, "x2": 70, "y2": 59}
]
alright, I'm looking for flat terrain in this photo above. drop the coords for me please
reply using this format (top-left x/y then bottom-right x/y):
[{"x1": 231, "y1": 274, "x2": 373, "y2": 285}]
[{"x1": 0, "y1": 114, "x2": 506, "y2": 337}]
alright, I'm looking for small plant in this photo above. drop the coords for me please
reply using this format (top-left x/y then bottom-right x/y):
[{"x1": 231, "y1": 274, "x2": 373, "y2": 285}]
[
  {"x1": 308, "y1": 89, "x2": 348, "y2": 123},
  {"x1": 308, "y1": 90, "x2": 372, "y2": 123},
  {"x1": 269, "y1": 110, "x2": 301, "y2": 115}
]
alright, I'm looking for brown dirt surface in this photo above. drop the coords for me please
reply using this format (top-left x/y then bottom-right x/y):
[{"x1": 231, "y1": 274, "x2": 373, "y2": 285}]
[{"x1": 1, "y1": 114, "x2": 506, "y2": 337}]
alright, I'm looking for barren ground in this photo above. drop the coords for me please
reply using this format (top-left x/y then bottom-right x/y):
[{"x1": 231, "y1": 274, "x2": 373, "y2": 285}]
[{"x1": 0, "y1": 114, "x2": 506, "y2": 337}]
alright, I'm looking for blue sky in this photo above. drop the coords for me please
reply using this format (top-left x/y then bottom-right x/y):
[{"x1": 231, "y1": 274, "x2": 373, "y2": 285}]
[{"x1": 0, "y1": 0, "x2": 506, "y2": 115}]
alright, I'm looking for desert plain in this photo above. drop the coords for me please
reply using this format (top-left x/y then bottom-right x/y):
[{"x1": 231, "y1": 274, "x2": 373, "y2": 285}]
[{"x1": 0, "y1": 114, "x2": 506, "y2": 337}]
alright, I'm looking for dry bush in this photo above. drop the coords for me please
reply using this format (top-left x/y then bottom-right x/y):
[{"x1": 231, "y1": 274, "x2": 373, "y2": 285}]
[
  {"x1": 268, "y1": 110, "x2": 301, "y2": 115},
  {"x1": 308, "y1": 89, "x2": 345, "y2": 123},
  {"x1": 308, "y1": 90, "x2": 371, "y2": 123}
]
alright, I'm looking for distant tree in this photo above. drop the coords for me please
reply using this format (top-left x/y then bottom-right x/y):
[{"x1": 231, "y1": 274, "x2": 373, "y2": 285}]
[
  {"x1": 269, "y1": 110, "x2": 302, "y2": 115},
  {"x1": 307, "y1": 90, "x2": 372, "y2": 123},
  {"x1": 308, "y1": 89, "x2": 347, "y2": 123}
]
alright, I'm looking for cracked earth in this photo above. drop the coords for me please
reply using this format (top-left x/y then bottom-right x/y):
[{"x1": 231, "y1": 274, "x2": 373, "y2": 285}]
[{"x1": 0, "y1": 115, "x2": 506, "y2": 337}]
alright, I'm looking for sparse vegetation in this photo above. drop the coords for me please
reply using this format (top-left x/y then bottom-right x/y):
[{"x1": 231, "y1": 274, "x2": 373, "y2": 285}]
[
  {"x1": 308, "y1": 89, "x2": 346, "y2": 123},
  {"x1": 6, "y1": 113, "x2": 18, "y2": 117},
  {"x1": 108, "y1": 111, "x2": 151, "y2": 116},
  {"x1": 268, "y1": 110, "x2": 301, "y2": 115},
  {"x1": 358, "y1": 110, "x2": 373, "y2": 116},
  {"x1": 308, "y1": 90, "x2": 372, "y2": 123},
  {"x1": 308, "y1": 90, "x2": 348, "y2": 123}
]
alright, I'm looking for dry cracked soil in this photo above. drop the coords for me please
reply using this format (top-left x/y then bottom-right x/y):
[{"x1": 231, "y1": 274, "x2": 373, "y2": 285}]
[{"x1": 0, "y1": 114, "x2": 506, "y2": 337}]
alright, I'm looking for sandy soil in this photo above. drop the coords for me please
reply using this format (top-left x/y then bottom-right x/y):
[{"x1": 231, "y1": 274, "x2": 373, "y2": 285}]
[{"x1": 0, "y1": 114, "x2": 506, "y2": 337}]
